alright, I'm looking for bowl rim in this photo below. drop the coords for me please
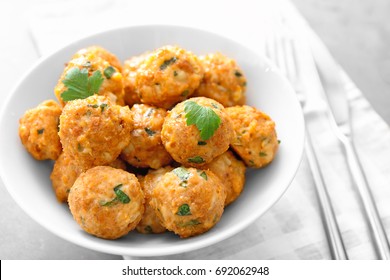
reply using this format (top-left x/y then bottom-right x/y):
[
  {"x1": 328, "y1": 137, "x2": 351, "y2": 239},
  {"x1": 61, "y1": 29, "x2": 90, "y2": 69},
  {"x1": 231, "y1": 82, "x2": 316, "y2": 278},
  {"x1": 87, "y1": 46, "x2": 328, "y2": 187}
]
[{"x1": 0, "y1": 24, "x2": 305, "y2": 257}]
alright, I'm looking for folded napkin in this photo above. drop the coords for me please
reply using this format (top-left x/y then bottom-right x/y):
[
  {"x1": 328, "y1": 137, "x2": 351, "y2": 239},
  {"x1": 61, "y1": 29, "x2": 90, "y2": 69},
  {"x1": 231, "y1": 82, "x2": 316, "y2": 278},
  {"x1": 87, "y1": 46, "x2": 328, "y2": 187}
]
[{"x1": 27, "y1": 0, "x2": 390, "y2": 259}]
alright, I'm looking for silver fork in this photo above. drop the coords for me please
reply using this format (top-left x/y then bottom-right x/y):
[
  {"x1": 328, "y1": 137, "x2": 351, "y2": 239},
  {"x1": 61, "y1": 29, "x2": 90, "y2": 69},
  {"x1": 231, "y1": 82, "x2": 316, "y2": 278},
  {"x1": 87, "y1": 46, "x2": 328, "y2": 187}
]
[{"x1": 265, "y1": 30, "x2": 348, "y2": 260}]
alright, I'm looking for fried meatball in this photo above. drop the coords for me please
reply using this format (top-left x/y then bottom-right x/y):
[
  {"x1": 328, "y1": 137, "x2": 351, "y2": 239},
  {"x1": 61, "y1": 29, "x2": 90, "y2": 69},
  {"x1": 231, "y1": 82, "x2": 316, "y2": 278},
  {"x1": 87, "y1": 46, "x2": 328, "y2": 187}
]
[
  {"x1": 225, "y1": 105, "x2": 278, "y2": 168},
  {"x1": 135, "y1": 45, "x2": 204, "y2": 109},
  {"x1": 50, "y1": 153, "x2": 127, "y2": 203},
  {"x1": 122, "y1": 54, "x2": 145, "y2": 106},
  {"x1": 194, "y1": 52, "x2": 247, "y2": 107},
  {"x1": 50, "y1": 153, "x2": 84, "y2": 203},
  {"x1": 59, "y1": 95, "x2": 132, "y2": 168},
  {"x1": 136, "y1": 166, "x2": 173, "y2": 234},
  {"x1": 55, "y1": 47, "x2": 124, "y2": 106},
  {"x1": 121, "y1": 104, "x2": 172, "y2": 169},
  {"x1": 150, "y1": 167, "x2": 225, "y2": 238},
  {"x1": 203, "y1": 151, "x2": 246, "y2": 206},
  {"x1": 161, "y1": 97, "x2": 234, "y2": 167},
  {"x1": 73, "y1": 46, "x2": 123, "y2": 72},
  {"x1": 19, "y1": 100, "x2": 62, "y2": 160},
  {"x1": 68, "y1": 166, "x2": 144, "y2": 239}
]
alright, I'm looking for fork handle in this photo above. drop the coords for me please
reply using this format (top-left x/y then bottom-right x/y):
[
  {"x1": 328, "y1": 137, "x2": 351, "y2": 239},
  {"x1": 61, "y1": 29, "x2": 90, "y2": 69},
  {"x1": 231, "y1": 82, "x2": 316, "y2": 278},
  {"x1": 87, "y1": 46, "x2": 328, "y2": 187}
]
[
  {"x1": 305, "y1": 131, "x2": 348, "y2": 260},
  {"x1": 342, "y1": 137, "x2": 390, "y2": 259}
]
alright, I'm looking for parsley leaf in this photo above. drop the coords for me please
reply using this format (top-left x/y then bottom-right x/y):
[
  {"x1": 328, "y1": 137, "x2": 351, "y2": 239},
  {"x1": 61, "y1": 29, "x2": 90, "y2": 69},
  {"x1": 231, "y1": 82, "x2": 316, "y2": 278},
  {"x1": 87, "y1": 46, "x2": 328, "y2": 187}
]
[
  {"x1": 114, "y1": 184, "x2": 130, "y2": 204},
  {"x1": 184, "y1": 101, "x2": 221, "y2": 141},
  {"x1": 188, "y1": 156, "x2": 205, "y2": 164},
  {"x1": 61, "y1": 67, "x2": 104, "y2": 101},
  {"x1": 100, "y1": 183, "x2": 130, "y2": 206}
]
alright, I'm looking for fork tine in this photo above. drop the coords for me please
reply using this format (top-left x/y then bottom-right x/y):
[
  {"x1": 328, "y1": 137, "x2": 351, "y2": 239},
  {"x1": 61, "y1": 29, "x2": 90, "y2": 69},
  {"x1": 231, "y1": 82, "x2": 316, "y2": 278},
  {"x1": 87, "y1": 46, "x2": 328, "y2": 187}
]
[{"x1": 265, "y1": 16, "x2": 348, "y2": 260}]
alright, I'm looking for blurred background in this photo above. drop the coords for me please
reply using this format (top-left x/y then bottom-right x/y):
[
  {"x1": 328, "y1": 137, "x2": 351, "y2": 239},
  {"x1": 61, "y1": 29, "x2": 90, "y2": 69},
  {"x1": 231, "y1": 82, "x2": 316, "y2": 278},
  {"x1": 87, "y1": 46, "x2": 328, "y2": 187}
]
[{"x1": 0, "y1": 0, "x2": 389, "y2": 259}]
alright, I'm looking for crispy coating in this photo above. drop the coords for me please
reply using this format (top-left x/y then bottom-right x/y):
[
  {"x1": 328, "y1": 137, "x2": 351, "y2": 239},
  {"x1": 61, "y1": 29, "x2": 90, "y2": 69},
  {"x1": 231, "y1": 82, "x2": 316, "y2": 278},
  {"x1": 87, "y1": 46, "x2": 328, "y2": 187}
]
[
  {"x1": 54, "y1": 46, "x2": 125, "y2": 106},
  {"x1": 136, "y1": 166, "x2": 173, "y2": 234},
  {"x1": 203, "y1": 151, "x2": 246, "y2": 206},
  {"x1": 161, "y1": 97, "x2": 234, "y2": 167},
  {"x1": 122, "y1": 54, "x2": 145, "y2": 106},
  {"x1": 59, "y1": 95, "x2": 132, "y2": 169},
  {"x1": 19, "y1": 100, "x2": 62, "y2": 160},
  {"x1": 194, "y1": 52, "x2": 246, "y2": 107},
  {"x1": 73, "y1": 46, "x2": 123, "y2": 72},
  {"x1": 50, "y1": 153, "x2": 128, "y2": 203},
  {"x1": 150, "y1": 167, "x2": 225, "y2": 238},
  {"x1": 121, "y1": 104, "x2": 172, "y2": 169},
  {"x1": 135, "y1": 45, "x2": 204, "y2": 109},
  {"x1": 68, "y1": 166, "x2": 144, "y2": 239},
  {"x1": 225, "y1": 105, "x2": 278, "y2": 168},
  {"x1": 50, "y1": 153, "x2": 84, "y2": 203}
]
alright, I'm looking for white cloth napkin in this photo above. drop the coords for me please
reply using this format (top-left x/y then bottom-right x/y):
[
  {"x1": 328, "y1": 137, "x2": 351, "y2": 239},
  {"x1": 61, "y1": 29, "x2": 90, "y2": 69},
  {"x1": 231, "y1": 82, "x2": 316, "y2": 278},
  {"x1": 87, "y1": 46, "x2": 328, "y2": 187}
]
[{"x1": 27, "y1": 0, "x2": 390, "y2": 259}]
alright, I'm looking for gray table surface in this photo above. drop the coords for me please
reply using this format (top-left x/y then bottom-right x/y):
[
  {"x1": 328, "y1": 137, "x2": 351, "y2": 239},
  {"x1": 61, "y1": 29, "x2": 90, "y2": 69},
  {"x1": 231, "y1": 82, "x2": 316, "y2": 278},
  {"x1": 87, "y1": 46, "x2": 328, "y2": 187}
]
[{"x1": 1, "y1": 0, "x2": 389, "y2": 260}]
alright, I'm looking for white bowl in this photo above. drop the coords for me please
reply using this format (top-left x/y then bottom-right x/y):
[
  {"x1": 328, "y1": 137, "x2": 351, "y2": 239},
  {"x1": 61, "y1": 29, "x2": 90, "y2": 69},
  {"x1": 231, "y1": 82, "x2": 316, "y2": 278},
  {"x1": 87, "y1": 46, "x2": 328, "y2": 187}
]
[{"x1": 0, "y1": 25, "x2": 304, "y2": 257}]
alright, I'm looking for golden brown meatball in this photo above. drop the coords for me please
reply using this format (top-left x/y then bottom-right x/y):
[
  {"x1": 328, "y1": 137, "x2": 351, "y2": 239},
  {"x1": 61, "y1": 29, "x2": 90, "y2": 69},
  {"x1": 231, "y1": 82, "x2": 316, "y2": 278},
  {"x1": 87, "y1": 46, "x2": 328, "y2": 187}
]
[
  {"x1": 59, "y1": 95, "x2": 132, "y2": 168},
  {"x1": 19, "y1": 100, "x2": 62, "y2": 160},
  {"x1": 161, "y1": 97, "x2": 234, "y2": 167},
  {"x1": 50, "y1": 153, "x2": 84, "y2": 203},
  {"x1": 55, "y1": 47, "x2": 124, "y2": 106},
  {"x1": 122, "y1": 54, "x2": 145, "y2": 106},
  {"x1": 194, "y1": 52, "x2": 246, "y2": 107},
  {"x1": 73, "y1": 46, "x2": 123, "y2": 72},
  {"x1": 135, "y1": 45, "x2": 204, "y2": 109},
  {"x1": 121, "y1": 104, "x2": 172, "y2": 169},
  {"x1": 203, "y1": 151, "x2": 246, "y2": 206},
  {"x1": 150, "y1": 167, "x2": 225, "y2": 238},
  {"x1": 225, "y1": 105, "x2": 279, "y2": 168},
  {"x1": 68, "y1": 166, "x2": 144, "y2": 239},
  {"x1": 50, "y1": 153, "x2": 128, "y2": 203},
  {"x1": 136, "y1": 166, "x2": 173, "y2": 234}
]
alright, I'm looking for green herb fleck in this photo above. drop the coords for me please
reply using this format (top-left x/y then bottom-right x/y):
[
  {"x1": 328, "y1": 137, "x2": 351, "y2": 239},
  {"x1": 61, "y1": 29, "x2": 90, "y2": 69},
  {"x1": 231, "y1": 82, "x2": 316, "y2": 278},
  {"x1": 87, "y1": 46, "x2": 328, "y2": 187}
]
[
  {"x1": 181, "y1": 89, "x2": 189, "y2": 97},
  {"x1": 173, "y1": 167, "x2": 191, "y2": 181},
  {"x1": 177, "y1": 204, "x2": 191, "y2": 216},
  {"x1": 173, "y1": 167, "x2": 190, "y2": 188},
  {"x1": 100, "y1": 103, "x2": 108, "y2": 112},
  {"x1": 61, "y1": 67, "x2": 104, "y2": 101},
  {"x1": 82, "y1": 61, "x2": 92, "y2": 68},
  {"x1": 259, "y1": 152, "x2": 267, "y2": 157},
  {"x1": 144, "y1": 225, "x2": 153, "y2": 233},
  {"x1": 188, "y1": 156, "x2": 205, "y2": 164},
  {"x1": 144, "y1": 127, "x2": 156, "y2": 136},
  {"x1": 234, "y1": 70, "x2": 243, "y2": 77},
  {"x1": 104, "y1": 66, "x2": 116, "y2": 79},
  {"x1": 278, "y1": 140, "x2": 281, "y2": 144},
  {"x1": 101, "y1": 183, "x2": 130, "y2": 206},
  {"x1": 242, "y1": 82, "x2": 247, "y2": 86},
  {"x1": 87, "y1": 104, "x2": 99, "y2": 108},
  {"x1": 114, "y1": 184, "x2": 130, "y2": 204},
  {"x1": 211, "y1": 103, "x2": 220, "y2": 109},
  {"x1": 184, "y1": 101, "x2": 221, "y2": 141},
  {"x1": 179, "y1": 219, "x2": 201, "y2": 227},
  {"x1": 199, "y1": 171, "x2": 207, "y2": 181},
  {"x1": 37, "y1": 128, "x2": 44, "y2": 134},
  {"x1": 77, "y1": 143, "x2": 83, "y2": 152},
  {"x1": 173, "y1": 70, "x2": 178, "y2": 77},
  {"x1": 145, "y1": 108, "x2": 155, "y2": 117},
  {"x1": 197, "y1": 141, "x2": 207, "y2": 146},
  {"x1": 160, "y1": 57, "x2": 177, "y2": 70}
]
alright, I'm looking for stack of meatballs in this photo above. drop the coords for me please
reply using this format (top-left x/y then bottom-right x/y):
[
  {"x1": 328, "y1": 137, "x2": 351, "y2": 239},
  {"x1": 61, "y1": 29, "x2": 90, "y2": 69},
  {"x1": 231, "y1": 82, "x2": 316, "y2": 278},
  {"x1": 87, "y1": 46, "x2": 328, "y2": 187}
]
[{"x1": 18, "y1": 45, "x2": 279, "y2": 239}]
